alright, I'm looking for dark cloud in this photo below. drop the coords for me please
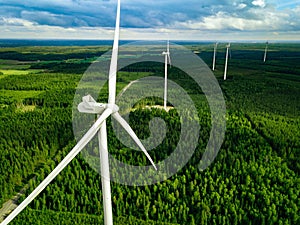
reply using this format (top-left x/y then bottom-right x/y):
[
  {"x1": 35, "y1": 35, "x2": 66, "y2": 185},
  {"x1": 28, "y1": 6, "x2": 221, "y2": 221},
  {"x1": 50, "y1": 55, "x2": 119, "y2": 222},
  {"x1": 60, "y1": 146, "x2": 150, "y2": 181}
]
[
  {"x1": 0, "y1": 0, "x2": 243, "y2": 28},
  {"x1": 0, "y1": 0, "x2": 115, "y2": 27}
]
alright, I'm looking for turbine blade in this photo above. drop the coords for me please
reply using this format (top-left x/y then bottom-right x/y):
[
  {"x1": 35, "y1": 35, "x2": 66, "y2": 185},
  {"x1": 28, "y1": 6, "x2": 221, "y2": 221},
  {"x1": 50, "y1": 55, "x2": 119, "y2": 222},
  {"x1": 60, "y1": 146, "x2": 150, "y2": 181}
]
[
  {"x1": 108, "y1": 0, "x2": 121, "y2": 105},
  {"x1": 112, "y1": 112, "x2": 157, "y2": 170},
  {"x1": 168, "y1": 55, "x2": 172, "y2": 67},
  {"x1": 1, "y1": 108, "x2": 113, "y2": 225}
]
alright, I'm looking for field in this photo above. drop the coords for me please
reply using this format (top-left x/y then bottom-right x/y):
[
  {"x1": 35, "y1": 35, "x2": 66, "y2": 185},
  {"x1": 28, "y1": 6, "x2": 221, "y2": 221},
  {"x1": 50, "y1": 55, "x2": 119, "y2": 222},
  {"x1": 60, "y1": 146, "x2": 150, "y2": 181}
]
[{"x1": 0, "y1": 41, "x2": 299, "y2": 225}]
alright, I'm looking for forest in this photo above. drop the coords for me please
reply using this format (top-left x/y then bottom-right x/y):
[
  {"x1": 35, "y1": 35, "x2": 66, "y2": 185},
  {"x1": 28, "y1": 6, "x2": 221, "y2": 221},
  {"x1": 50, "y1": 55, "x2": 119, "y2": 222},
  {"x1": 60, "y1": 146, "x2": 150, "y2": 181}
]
[{"x1": 0, "y1": 42, "x2": 299, "y2": 224}]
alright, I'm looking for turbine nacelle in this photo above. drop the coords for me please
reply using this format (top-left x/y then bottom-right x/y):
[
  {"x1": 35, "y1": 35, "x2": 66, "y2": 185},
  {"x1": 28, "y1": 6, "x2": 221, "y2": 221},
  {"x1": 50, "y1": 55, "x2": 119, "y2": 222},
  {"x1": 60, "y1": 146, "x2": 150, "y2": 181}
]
[
  {"x1": 78, "y1": 95, "x2": 119, "y2": 114},
  {"x1": 162, "y1": 40, "x2": 171, "y2": 66},
  {"x1": 162, "y1": 51, "x2": 171, "y2": 65}
]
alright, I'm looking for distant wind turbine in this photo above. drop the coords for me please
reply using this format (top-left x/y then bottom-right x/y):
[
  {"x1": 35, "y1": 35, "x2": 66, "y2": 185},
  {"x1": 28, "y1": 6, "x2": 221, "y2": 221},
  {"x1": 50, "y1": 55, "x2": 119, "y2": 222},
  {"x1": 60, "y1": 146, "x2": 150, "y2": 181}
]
[
  {"x1": 162, "y1": 40, "x2": 171, "y2": 110},
  {"x1": 223, "y1": 43, "x2": 230, "y2": 80},
  {"x1": 263, "y1": 41, "x2": 268, "y2": 62},
  {"x1": 1, "y1": 0, "x2": 157, "y2": 225},
  {"x1": 212, "y1": 42, "x2": 218, "y2": 71}
]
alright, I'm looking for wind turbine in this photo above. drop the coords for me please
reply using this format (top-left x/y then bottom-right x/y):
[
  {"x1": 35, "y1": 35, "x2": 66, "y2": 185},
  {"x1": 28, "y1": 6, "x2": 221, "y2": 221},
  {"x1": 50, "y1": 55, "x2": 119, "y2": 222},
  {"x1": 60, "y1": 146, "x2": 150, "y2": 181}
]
[
  {"x1": 223, "y1": 43, "x2": 230, "y2": 81},
  {"x1": 1, "y1": 0, "x2": 157, "y2": 225},
  {"x1": 162, "y1": 40, "x2": 171, "y2": 110},
  {"x1": 263, "y1": 41, "x2": 268, "y2": 62},
  {"x1": 212, "y1": 42, "x2": 218, "y2": 71}
]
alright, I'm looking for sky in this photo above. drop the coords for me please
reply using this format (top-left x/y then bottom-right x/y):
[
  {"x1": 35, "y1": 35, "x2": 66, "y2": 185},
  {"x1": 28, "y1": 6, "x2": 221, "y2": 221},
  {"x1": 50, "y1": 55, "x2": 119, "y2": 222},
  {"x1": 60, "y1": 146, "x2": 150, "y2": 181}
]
[{"x1": 0, "y1": 0, "x2": 299, "y2": 41}]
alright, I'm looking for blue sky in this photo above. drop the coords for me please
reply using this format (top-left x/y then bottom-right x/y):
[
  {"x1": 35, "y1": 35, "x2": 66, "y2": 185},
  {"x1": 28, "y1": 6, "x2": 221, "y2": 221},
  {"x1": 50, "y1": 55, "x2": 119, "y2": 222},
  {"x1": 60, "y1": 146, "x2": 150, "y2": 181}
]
[{"x1": 0, "y1": 0, "x2": 299, "y2": 41}]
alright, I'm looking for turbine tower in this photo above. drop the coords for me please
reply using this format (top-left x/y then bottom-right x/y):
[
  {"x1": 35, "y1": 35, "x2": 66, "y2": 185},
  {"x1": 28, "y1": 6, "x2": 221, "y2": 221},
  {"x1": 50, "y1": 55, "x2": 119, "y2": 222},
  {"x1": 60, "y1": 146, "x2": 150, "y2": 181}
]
[
  {"x1": 1, "y1": 0, "x2": 157, "y2": 225},
  {"x1": 212, "y1": 42, "x2": 218, "y2": 71},
  {"x1": 223, "y1": 43, "x2": 230, "y2": 81},
  {"x1": 263, "y1": 41, "x2": 268, "y2": 62},
  {"x1": 162, "y1": 40, "x2": 171, "y2": 110}
]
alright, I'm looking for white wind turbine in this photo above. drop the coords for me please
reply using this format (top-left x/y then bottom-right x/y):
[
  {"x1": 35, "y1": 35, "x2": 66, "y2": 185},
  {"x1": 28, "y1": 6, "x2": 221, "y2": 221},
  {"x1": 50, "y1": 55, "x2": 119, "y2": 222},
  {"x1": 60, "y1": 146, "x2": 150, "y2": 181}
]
[
  {"x1": 1, "y1": 0, "x2": 157, "y2": 225},
  {"x1": 263, "y1": 41, "x2": 268, "y2": 62},
  {"x1": 162, "y1": 40, "x2": 171, "y2": 110},
  {"x1": 212, "y1": 42, "x2": 218, "y2": 71},
  {"x1": 223, "y1": 43, "x2": 230, "y2": 80}
]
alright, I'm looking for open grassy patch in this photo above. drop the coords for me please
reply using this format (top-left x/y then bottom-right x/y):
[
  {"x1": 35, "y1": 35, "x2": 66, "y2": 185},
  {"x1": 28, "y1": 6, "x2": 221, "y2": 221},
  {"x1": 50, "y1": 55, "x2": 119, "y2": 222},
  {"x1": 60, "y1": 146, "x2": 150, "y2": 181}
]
[
  {"x1": 15, "y1": 104, "x2": 37, "y2": 112},
  {"x1": 0, "y1": 69, "x2": 42, "y2": 76}
]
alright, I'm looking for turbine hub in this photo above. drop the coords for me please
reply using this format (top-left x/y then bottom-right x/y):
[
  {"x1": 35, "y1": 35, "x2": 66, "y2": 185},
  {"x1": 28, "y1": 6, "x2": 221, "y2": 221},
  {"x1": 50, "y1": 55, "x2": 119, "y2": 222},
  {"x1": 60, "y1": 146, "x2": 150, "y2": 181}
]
[{"x1": 106, "y1": 103, "x2": 119, "y2": 113}]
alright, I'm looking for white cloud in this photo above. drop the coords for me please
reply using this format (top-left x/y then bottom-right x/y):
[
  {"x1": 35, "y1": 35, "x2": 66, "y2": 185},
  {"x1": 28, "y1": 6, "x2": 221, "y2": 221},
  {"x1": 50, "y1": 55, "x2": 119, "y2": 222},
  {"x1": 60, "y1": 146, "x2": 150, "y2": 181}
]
[
  {"x1": 252, "y1": 0, "x2": 266, "y2": 8},
  {"x1": 1, "y1": 22, "x2": 300, "y2": 41},
  {"x1": 0, "y1": 23, "x2": 115, "y2": 39},
  {"x1": 174, "y1": 12, "x2": 266, "y2": 31},
  {"x1": 0, "y1": 17, "x2": 36, "y2": 27},
  {"x1": 172, "y1": 3, "x2": 295, "y2": 33}
]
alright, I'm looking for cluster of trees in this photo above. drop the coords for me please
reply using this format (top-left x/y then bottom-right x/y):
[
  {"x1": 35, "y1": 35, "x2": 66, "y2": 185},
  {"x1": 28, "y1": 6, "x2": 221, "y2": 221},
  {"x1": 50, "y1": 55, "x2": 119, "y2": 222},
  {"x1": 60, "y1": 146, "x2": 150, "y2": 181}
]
[
  {"x1": 0, "y1": 46, "x2": 107, "y2": 62},
  {"x1": 0, "y1": 72, "x2": 81, "y2": 91},
  {"x1": 217, "y1": 61, "x2": 300, "y2": 176},
  {"x1": 11, "y1": 209, "x2": 178, "y2": 225},
  {"x1": 1, "y1": 45, "x2": 299, "y2": 224},
  {"x1": 16, "y1": 110, "x2": 298, "y2": 225},
  {"x1": 30, "y1": 61, "x2": 91, "y2": 74},
  {"x1": 247, "y1": 113, "x2": 300, "y2": 174},
  {"x1": 0, "y1": 107, "x2": 74, "y2": 208}
]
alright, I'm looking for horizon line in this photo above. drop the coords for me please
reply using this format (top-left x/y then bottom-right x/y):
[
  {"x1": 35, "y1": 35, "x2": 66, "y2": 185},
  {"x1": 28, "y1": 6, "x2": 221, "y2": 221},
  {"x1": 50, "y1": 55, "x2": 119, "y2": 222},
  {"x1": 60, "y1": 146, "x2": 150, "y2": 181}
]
[{"x1": 0, "y1": 38, "x2": 300, "y2": 44}]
